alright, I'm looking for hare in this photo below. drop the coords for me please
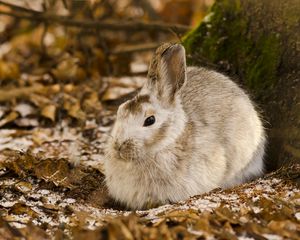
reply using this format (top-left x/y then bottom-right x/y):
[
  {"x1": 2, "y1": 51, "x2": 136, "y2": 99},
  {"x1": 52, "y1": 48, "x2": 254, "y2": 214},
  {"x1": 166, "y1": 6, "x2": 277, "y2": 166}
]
[{"x1": 104, "y1": 43, "x2": 266, "y2": 210}]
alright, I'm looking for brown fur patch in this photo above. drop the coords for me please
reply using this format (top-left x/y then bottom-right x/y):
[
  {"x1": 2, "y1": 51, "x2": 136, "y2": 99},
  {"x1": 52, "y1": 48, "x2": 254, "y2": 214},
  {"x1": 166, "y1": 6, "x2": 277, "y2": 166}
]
[
  {"x1": 145, "y1": 109, "x2": 155, "y2": 117},
  {"x1": 173, "y1": 121, "x2": 196, "y2": 170},
  {"x1": 147, "y1": 43, "x2": 174, "y2": 97},
  {"x1": 123, "y1": 95, "x2": 150, "y2": 114},
  {"x1": 144, "y1": 120, "x2": 170, "y2": 147},
  {"x1": 147, "y1": 43, "x2": 186, "y2": 105}
]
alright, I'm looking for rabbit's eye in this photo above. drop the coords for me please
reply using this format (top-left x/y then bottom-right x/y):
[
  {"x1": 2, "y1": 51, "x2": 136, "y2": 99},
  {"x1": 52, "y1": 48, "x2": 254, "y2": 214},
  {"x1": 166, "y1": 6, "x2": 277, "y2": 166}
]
[{"x1": 143, "y1": 116, "x2": 155, "y2": 127}]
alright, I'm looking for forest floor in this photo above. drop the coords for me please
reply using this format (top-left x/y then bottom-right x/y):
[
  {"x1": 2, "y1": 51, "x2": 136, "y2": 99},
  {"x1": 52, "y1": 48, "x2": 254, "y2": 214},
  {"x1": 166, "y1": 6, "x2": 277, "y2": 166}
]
[
  {"x1": 0, "y1": 91, "x2": 299, "y2": 239},
  {"x1": 0, "y1": 1, "x2": 299, "y2": 239}
]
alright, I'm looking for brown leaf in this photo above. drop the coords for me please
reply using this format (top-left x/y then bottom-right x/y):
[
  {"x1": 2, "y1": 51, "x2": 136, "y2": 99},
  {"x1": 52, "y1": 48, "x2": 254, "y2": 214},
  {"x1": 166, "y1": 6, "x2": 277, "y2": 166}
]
[
  {"x1": 63, "y1": 84, "x2": 75, "y2": 93},
  {"x1": 14, "y1": 181, "x2": 33, "y2": 193},
  {"x1": 52, "y1": 57, "x2": 86, "y2": 83},
  {"x1": 243, "y1": 222, "x2": 270, "y2": 239},
  {"x1": 35, "y1": 158, "x2": 73, "y2": 187},
  {"x1": 0, "y1": 60, "x2": 19, "y2": 80},
  {"x1": 192, "y1": 212, "x2": 213, "y2": 236},
  {"x1": 41, "y1": 104, "x2": 56, "y2": 121},
  {"x1": 3, "y1": 150, "x2": 39, "y2": 177},
  {"x1": 107, "y1": 219, "x2": 134, "y2": 240},
  {"x1": 29, "y1": 94, "x2": 51, "y2": 108},
  {"x1": 0, "y1": 85, "x2": 46, "y2": 103},
  {"x1": 19, "y1": 223, "x2": 49, "y2": 240},
  {"x1": 268, "y1": 220, "x2": 300, "y2": 239},
  {"x1": 82, "y1": 91, "x2": 102, "y2": 113},
  {"x1": 0, "y1": 111, "x2": 19, "y2": 127},
  {"x1": 102, "y1": 87, "x2": 136, "y2": 101},
  {"x1": 9, "y1": 203, "x2": 38, "y2": 218},
  {"x1": 164, "y1": 209, "x2": 199, "y2": 223},
  {"x1": 0, "y1": 217, "x2": 24, "y2": 239},
  {"x1": 42, "y1": 203, "x2": 59, "y2": 211},
  {"x1": 63, "y1": 97, "x2": 86, "y2": 120},
  {"x1": 215, "y1": 206, "x2": 239, "y2": 224}
]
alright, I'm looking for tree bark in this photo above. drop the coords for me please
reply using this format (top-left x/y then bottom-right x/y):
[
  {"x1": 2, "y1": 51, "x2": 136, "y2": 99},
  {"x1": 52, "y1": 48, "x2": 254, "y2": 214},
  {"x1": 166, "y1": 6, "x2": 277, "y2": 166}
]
[{"x1": 183, "y1": 0, "x2": 300, "y2": 171}]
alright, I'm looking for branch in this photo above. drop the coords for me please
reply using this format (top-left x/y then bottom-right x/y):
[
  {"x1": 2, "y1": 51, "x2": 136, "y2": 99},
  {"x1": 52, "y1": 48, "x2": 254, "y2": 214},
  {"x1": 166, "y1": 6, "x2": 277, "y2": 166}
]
[
  {"x1": 0, "y1": 85, "x2": 54, "y2": 102},
  {"x1": 111, "y1": 42, "x2": 161, "y2": 55},
  {"x1": 0, "y1": 5, "x2": 191, "y2": 33}
]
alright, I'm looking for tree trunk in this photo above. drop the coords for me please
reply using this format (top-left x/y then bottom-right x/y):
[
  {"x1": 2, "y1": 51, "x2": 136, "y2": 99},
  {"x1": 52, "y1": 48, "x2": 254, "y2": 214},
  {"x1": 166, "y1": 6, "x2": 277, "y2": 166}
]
[{"x1": 183, "y1": 0, "x2": 300, "y2": 171}]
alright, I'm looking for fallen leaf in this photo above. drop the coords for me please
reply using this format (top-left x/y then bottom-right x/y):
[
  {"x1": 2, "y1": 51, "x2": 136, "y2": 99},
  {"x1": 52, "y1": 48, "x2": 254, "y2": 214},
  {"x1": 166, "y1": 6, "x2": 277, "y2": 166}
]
[
  {"x1": 9, "y1": 203, "x2": 38, "y2": 218},
  {"x1": 0, "y1": 60, "x2": 19, "y2": 80},
  {"x1": 82, "y1": 91, "x2": 102, "y2": 113},
  {"x1": 52, "y1": 57, "x2": 86, "y2": 83},
  {"x1": 14, "y1": 181, "x2": 33, "y2": 193},
  {"x1": 268, "y1": 220, "x2": 300, "y2": 239},
  {"x1": 63, "y1": 98, "x2": 86, "y2": 121},
  {"x1": 29, "y1": 94, "x2": 51, "y2": 108},
  {"x1": 0, "y1": 111, "x2": 19, "y2": 127},
  {"x1": 41, "y1": 104, "x2": 56, "y2": 121}
]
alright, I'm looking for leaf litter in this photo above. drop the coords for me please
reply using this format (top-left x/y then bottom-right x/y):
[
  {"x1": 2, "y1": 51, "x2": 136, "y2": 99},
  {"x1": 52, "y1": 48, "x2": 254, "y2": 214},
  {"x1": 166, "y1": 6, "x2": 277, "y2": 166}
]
[
  {"x1": 0, "y1": 144, "x2": 299, "y2": 239},
  {"x1": 0, "y1": 1, "x2": 299, "y2": 239}
]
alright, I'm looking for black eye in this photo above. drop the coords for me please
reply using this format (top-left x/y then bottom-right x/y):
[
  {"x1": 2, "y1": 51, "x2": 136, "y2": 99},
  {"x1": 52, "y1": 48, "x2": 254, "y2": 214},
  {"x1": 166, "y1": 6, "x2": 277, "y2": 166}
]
[{"x1": 143, "y1": 115, "x2": 155, "y2": 127}]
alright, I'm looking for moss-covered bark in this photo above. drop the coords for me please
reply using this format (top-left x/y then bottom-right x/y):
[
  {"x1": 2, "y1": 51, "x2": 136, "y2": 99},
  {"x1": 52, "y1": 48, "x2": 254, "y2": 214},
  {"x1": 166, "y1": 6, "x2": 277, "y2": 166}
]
[{"x1": 183, "y1": 0, "x2": 300, "y2": 170}]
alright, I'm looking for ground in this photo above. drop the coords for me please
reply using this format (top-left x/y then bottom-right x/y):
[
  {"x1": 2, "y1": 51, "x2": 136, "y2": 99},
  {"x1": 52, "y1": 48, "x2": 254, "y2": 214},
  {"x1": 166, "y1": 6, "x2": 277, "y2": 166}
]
[
  {"x1": 0, "y1": 1, "x2": 299, "y2": 239},
  {"x1": 0, "y1": 101, "x2": 299, "y2": 239}
]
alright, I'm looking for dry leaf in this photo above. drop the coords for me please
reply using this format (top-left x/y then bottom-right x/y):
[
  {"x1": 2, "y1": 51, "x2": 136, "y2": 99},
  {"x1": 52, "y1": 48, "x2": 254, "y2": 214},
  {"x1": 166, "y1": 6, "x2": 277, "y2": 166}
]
[
  {"x1": 102, "y1": 87, "x2": 136, "y2": 101},
  {"x1": 0, "y1": 111, "x2": 19, "y2": 127},
  {"x1": 19, "y1": 223, "x2": 49, "y2": 240},
  {"x1": 41, "y1": 104, "x2": 56, "y2": 121},
  {"x1": 82, "y1": 91, "x2": 102, "y2": 113},
  {"x1": 29, "y1": 94, "x2": 51, "y2": 107},
  {"x1": 64, "y1": 98, "x2": 86, "y2": 120},
  {"x1": 0, "y1": 60, "x2": 19, "y2": 80},
  {"x1": 52, "y1": 57, "x2": 86, "y2": 83},
  {"x1": 14, "y1": 181, "x2": 33, "y2": 193},
  {"x1": 10, "y1": 203, "x2": 38, "y2": 218},
  {"x1": 268, "y1": 220, "x2": 300, "y2": 239}
]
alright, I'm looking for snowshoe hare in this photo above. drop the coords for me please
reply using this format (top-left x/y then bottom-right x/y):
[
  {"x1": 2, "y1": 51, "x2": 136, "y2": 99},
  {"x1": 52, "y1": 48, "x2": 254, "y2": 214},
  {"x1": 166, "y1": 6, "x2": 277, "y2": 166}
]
[{"x1": 104, "y1": 43, "x2": 266, "y2": 210}]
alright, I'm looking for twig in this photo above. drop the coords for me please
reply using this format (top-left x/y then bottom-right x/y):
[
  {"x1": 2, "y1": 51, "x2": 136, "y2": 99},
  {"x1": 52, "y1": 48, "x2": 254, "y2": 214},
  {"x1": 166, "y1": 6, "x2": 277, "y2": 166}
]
[
  {"x1": 111, "y1": 42, "x2": 161, "y2": 55},
  {"x1": 0, "y1": 10, "x2": 191, "y2": 33},
  {"x1": 0, "y1": 85, "x2": 56, "y2": 102}
]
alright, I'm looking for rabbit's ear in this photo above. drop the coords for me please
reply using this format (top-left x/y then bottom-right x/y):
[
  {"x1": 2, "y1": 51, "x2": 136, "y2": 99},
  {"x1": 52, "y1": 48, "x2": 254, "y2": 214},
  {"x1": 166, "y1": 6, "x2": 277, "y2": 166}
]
[{"x1": 147, "y1": 44, "x2": 187, "y2": 104}]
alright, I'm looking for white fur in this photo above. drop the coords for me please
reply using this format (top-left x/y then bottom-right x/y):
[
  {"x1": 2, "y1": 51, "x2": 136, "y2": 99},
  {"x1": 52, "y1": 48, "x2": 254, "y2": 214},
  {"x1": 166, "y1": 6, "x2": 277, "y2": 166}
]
[{"x1": 104, "y1": 45, "x2": 266, "y2": 210}]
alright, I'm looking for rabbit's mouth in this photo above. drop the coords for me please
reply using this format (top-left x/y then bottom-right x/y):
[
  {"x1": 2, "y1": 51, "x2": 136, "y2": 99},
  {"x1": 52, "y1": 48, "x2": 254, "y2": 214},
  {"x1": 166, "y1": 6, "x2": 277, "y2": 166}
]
[
  {"x1": 114, "y1": 139, "x2": 139, "y2": 162},
  {"x1": 119, "y1": 150, "x2": 137, "y2": 161}
]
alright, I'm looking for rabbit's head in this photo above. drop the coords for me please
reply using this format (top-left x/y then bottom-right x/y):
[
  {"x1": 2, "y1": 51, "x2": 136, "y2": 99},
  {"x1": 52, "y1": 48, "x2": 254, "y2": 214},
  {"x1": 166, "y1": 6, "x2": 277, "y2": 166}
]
[{"x1": 108, "y1": 43, "x2": 187, "y2": 162}]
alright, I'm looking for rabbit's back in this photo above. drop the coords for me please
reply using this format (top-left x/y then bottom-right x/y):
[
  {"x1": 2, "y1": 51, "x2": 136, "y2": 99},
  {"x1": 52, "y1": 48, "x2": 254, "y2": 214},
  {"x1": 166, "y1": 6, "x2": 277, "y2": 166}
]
[{"x1": 181, "y1": 67, "x2": 265, "y2": 186}]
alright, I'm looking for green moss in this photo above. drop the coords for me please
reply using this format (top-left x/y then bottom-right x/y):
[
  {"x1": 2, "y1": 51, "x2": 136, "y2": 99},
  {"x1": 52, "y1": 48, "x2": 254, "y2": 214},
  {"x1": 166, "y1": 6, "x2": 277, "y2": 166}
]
[
  {"x1": 183, "y1": 0, "x2": 281, "y2": 95},
  {"x1": 244, "y1": 35, "x2": 280, "y2": 90}
]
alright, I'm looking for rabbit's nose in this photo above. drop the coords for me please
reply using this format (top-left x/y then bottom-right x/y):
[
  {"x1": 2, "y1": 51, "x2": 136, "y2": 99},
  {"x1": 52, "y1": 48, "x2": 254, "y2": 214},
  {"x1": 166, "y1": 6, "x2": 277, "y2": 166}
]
[
  {"x1": 116, "y1": 139, "x2": 136, "y2": 161},
  {"x1": 113, "y1": 139, "x2": 133, "y2": 151},
  {"x1": 119, "y1": 139, "x2": 134, "y2": 151}
]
